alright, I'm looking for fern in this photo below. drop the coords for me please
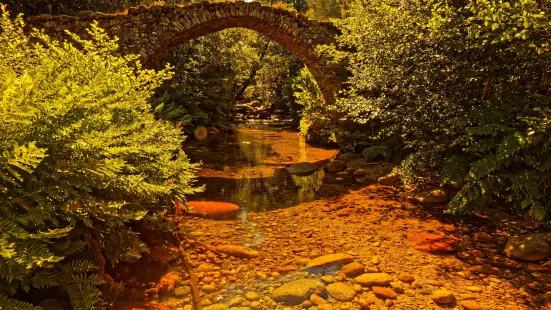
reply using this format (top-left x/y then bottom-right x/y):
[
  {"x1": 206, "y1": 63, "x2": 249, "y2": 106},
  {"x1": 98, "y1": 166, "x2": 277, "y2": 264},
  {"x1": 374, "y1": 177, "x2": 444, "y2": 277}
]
[
  {"x1": 0, "y1": 7, "x2": 200, "y2": 309},
  {"x1": 0, "y1": 294, "x2": 40, "y2": 310},
  {"x1": 362, "y1": 145, "x2": 390, "y2": 162},
  {"x1": 57, "y1": 261, "x2": 103, "y2": 310},
  {"x1": 441, "y1": 154, "x2": 470, "y2": 187}
]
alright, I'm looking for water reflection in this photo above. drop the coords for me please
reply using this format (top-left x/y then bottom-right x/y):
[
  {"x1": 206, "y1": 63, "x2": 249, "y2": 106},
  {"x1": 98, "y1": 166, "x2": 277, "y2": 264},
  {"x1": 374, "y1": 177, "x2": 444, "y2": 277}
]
[{"x1": 183, "y1": 125, "x2": 337, "y2": 215}]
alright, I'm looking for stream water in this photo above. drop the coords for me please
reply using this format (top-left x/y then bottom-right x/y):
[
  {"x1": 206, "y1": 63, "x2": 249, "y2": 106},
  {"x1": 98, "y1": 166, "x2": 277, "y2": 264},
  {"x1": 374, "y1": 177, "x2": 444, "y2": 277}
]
[
  {"x1": 114, "y1": 124, "x2": 548, "y2": 310},
  {"x1": 183, "y1": 124, "x2": 338, "y2": 215}
]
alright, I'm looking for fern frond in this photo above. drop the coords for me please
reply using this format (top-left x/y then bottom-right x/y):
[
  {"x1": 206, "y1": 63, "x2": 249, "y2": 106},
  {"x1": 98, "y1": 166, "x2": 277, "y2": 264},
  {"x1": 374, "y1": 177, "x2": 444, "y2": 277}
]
[{"x1": 0, "y1": 294, "x2": 40, "y2": 310}]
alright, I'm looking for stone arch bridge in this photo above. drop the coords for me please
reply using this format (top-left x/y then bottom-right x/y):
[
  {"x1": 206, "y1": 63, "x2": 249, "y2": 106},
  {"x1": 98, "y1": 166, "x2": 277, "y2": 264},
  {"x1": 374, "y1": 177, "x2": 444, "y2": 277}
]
[{"x1": 27, "y1": 1, "x2": 344, "y2": 105}]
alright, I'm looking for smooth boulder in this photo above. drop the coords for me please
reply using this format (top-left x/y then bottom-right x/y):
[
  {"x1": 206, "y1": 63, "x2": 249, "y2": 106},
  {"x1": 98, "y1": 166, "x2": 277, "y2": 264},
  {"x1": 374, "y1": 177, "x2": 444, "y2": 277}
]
[
  {"x1": 415, "y1": 188, "x2": 450, "y2": 204},
  {"x1": 286, "y1": 162, "x2": 319, "y2": 176},
  {"x1": 272, "y1": 279, "x2": 324, "y2": 305},
  {"x1": 504, "y1": 232, "x2": 551, "y2": 262},
  {"x1": 378, "y1": 174, "x2": 399, "y2": 186}
]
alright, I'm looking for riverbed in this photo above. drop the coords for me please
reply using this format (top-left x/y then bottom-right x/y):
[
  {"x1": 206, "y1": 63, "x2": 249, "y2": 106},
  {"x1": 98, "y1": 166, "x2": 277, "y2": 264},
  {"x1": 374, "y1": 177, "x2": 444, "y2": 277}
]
[{"x1": 115, "y1": 125, "x2": 551, "y2": 310}]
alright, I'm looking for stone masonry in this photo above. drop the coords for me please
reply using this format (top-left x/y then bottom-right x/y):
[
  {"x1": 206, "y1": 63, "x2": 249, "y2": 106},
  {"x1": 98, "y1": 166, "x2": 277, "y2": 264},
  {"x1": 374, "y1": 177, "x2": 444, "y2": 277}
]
[{"x1": 26, "y1": 1, "x2": 343, "y2": 104}]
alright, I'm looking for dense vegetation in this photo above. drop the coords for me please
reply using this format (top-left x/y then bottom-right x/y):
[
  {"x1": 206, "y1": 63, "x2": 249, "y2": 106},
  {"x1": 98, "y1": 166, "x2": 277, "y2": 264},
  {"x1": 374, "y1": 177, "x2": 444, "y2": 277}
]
[
  {"x1": 0, "y1": 8, "x2": 198, "y2": 309},
  {"x1": 318, "y1": 0, "x2": 551, "y2": 220},
  {"x1": 2, "y1": 0, "x2": 550, "y2": 308}
]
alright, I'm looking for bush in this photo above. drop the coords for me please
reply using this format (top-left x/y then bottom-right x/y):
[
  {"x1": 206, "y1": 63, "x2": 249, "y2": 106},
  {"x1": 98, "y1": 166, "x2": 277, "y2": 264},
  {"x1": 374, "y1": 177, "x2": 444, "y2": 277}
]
[
  {"x1": 0, "y1": 8, "x2": 198, "y2": 309},
  {"x1": 330, "y1": 0, "x2": 551, "y2": 220}
]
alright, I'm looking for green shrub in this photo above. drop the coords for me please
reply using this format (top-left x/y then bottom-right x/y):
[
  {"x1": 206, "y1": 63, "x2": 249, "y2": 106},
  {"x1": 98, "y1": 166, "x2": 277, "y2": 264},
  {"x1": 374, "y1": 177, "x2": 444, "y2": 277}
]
[
  {"x1": 0, "y1": 8, "x2": 198, "y2": 308},
  {"x1": 330, "y1": 0, "x2": 551, "y2": 220}
]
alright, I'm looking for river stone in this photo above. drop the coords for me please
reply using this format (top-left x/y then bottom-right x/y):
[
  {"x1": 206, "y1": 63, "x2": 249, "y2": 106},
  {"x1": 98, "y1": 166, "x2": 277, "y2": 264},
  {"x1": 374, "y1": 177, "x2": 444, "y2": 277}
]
[
  {"x1": 415, "y1": 188, "x2": 450, "y2": 204},
  {"x1": 272, "y1": 279, "x2": 324, "y2": 305},
  {"x1": 372, "y1": 286, "x2": 397, "y2": 299},
  {"x1": 325, "y1": 160, "x2": 347, "y2": 173},
  {"x1": 174, "y1": 286, "x2": 191, "y2": 296},
  {"x1": 378, "y1": 174, "x2": 399, "y2": 186},
  {"x1": 215, "y1": 245, "x2": 259, "y2": 258},
  {"x1": 431, "y1": 289, "x2": 455, "y2": 304},
  {"x1": 355, "y1": 273, "x2": 393, "y2": 287},
  {"x1": 286, "y1": 162, "x2": 318, "y2": 176},
  {"x1": 187, "y1": 201, "x2": 239, "y2": 219},
  {"x1": 398, "y1": 273, "x2": 415, "y2": 283},
  {"x1": 305, "y1": 253, "x2": 355, "y2": 271},
  {"x1": 326, "y1": 282, "x2": 356, "y2": 301},
  {"x1": 340, "y1": 262, "x2": 365, "y2": 277},
  {"x1": 504, "y1": 232, "x2": 551, "y2": 262},
  {"x1": 461, "y1": 300, "x2": 483, "y2": 310}
]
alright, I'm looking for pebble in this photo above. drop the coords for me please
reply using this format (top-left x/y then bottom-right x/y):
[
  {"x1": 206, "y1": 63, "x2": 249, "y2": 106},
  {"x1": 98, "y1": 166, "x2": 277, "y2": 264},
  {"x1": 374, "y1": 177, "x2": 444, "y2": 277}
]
[
  {"x1": 398, "y1": 273, "x2": 415, "y2": 283},
  {"x1": 340, "y1": 262, "x2": 365, "y2": 277},
  {"x1": 372, "y1": 286, "x2": 397, "y2": 299},
  {"x1": 461, "y1": 300, "x2": 483, "y2": 310},
  {"x1": 431, "y1": 289, "x2": 455, "y2": 304},
  {"x1": 310, "y1": 294, "x2": 326, "y2": 305},
  {"x1": 244, "y1": 292, "x2": 260, "y2": 301},
  {"x1": 355, "y1": 273, "x2": 392, "y2": 287}
]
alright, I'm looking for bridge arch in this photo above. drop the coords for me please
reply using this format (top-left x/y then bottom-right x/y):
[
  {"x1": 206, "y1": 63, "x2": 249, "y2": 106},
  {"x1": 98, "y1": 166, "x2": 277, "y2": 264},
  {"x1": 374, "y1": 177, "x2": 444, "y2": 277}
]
[{"x1": 26, "y1": 1, "x2": 343, "y2": 105}]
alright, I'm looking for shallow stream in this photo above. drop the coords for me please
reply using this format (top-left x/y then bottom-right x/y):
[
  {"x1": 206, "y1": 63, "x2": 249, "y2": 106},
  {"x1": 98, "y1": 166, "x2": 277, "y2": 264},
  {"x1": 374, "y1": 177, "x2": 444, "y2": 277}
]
[{"x1": 184, "y1": 124, "x2": 338, "y2": 215}]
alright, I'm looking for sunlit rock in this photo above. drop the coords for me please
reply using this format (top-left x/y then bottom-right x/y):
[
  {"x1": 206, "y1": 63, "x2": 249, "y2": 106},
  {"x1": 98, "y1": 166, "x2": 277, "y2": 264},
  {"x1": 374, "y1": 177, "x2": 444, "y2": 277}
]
[
  {"x1": 415, "y1": 188, "x2": 450, "y2": 204},
  {"x1": 215, "y1": 245, "x2": 259, "y2": 258},
  {"x1": 430, "y1": 289, "x2": 455, "y2": 304},
  {"x1": 187, "y1": 201, "x2": 239, "y2": 219},
  {"x1": 304, "y1": 253, "x2": 355, "y2": 271},
  {"x1": 377, "y1": 174, "x2": 399, "y2": 186},
  {"x1": 354, "y1": 273, "x2": 393, "y2": 287}
]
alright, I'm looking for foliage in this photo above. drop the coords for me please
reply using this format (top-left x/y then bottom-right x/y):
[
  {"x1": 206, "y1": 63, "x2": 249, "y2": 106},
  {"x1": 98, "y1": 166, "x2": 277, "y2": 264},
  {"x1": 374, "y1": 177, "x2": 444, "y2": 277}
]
[
  {"x1": 328, "y1": 0, "x2": 551, "y2": 220},
  {"x1": 0, "y1": 8, "x2": 198, "y2": 308},
  {"x1": 155, "y1": 27, "x2": 304, "y2": 131},
  {"x1": 1, "y1": 0, "x2": 178, "y2": 15}
]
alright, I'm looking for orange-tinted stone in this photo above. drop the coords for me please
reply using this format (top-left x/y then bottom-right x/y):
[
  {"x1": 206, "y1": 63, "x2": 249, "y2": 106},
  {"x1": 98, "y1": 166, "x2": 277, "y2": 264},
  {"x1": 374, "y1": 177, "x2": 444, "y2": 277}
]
[
  {"x1": 187, "y1": 201, "x2": 240, "y2": 219},
  {"x1": 410, "y1": 233, "x2": 458, "y2": 253}
]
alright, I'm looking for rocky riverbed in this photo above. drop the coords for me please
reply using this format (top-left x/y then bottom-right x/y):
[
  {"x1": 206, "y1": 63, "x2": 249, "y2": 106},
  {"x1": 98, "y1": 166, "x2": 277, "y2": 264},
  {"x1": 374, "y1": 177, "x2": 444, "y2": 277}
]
[
  {"x1": 114, "y1": 182, "x2": 551, "y2": 310},
  {"x1": 112, "y1": 126, "x2": 551, "y2": 310}
]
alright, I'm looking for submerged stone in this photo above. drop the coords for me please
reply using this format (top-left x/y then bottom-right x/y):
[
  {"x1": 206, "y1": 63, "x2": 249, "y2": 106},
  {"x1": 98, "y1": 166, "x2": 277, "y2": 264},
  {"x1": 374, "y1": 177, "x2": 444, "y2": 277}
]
[
  {"x1": 286, "y1": 162, "x2": 319, "y2": 176},
  {"x1": 215, "y1": 245, "x2": 259, "y2": 258},
  {"x1": 187, "y1": 201, "x2": 239, "y2": 219}
]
